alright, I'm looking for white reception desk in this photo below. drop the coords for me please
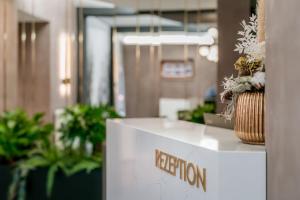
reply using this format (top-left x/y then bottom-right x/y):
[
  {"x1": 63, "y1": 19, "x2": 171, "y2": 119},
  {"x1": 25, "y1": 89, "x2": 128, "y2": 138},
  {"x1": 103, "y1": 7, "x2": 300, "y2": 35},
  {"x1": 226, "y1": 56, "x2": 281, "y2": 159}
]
[{"x1": 107, "y1": 118, "x2": 266, "y2": 200}]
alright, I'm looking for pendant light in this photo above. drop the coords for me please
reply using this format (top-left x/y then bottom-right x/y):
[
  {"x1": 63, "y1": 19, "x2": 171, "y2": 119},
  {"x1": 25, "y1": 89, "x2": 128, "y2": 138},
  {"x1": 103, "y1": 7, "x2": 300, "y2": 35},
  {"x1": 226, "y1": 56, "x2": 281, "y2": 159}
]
[
  {"x1": 149, "y1": 0, "x2": 155, "y2": 103},
  {"x1": 158, "y1": 0, "x2": 162, "y2": 63},
  {"x1": 149, "y1": 4, "x2": 155, "y2": 68},
  {"x1": 30, "y1": 0, "x2": 36, "y2": 110},
  {"x1": 31, "y1": 0, "x2": 36, "y2": 74},
  {"x1": 61, "y1": 0, "x2": 73, "y2": 104},
  {"x1": 112, "y1": 0, "x2": 119, "y2": 108},
  {"x1": 78, "y1": 0, "x2": 84, "y2": 102},
  {"x1": 183, "y1": 0, "x2": 189, "y2": 99},
  {"x1": 184, "y1": 0, "x2": 189, "y2": 62},
  {"x1": 20, "y1": 1, "x2": 27, "y2": 107},
  {"x1": 157, "y1": 0, "x2": 162, "y2": 104},
  {"x1": 196, "y1": 0, "x2": 201, "y2": 79},
  {"x1": 135, "y1": 0, "x2": 141, "y2": 115}
]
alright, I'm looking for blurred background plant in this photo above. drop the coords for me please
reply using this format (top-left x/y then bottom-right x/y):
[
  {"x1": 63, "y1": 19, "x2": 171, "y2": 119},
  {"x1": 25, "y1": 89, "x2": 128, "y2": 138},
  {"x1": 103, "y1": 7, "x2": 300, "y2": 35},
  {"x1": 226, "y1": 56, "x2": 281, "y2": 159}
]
[
  {"x1": 14, "y1": 143, "x2": 101, "y2": 198},
  {"x1": 0, "y1": 104, "x2": 120, "y2": 200},
  {"x1": 178, "y1": 102, "x2": 216, "y2": 124},
  {"x1": 58, "y1": 104, "x2": 121, "y2": 156},
  {"x1": 0, "y1": 110, "x2": 53, "y2": 165}
]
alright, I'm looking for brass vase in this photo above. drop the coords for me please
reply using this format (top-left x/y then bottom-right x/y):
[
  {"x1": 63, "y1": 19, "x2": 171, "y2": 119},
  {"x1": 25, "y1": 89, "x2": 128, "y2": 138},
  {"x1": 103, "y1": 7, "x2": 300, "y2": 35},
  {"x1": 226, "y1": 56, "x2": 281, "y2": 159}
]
[{"x1": 234, "y1": 92, "x2": 265, "y2": 145}]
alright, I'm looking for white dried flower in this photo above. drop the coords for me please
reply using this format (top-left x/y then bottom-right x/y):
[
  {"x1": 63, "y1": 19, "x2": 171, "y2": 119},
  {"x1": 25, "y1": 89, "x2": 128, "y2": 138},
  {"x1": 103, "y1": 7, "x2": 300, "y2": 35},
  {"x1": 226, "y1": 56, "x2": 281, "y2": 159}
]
[
  {"x1": 222, "y1": 76, "x2": 252, "y2": 95},
  {"x1": 220, "y1": 14, "x2": 266, "y2": 121},
  {"x1": 247, "y1": 41, "x2": 266, "y2": 63},
  {"x1": 250, "y1": 71, "x2": 265, "y2": 89},
  {"x1": 234, "y1": 14, "x2": 265, "y2": 63},
  {"x1": 220, "y1": 76, "x2": 253, "y2": 120}
]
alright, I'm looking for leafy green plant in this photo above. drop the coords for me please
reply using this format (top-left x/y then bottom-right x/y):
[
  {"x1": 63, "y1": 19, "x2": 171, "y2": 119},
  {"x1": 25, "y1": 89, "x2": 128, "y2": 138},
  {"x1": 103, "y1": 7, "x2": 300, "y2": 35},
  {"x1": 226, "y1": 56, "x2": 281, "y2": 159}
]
[
  {"x1": 4, "y1": 105, "x2": 120, "y2": 200},
  {"x1": 0, "y1": 110, "x2": 53, "y2": 165},
  {"x1": 30, "y1": 104, "x2": 119, "y2": 197},
  {"x1": 59, "y1": 104, "x2": 120, "y2": 155},
  {"x1": 178, "y1": 102, "x2": 216, "y2": 124},
  {"x1": 16, "y1": 144, "x2": 101, "y2": 198},
  {"x1": 0, "y1": 109, "x2": 52, "y2": 200}
]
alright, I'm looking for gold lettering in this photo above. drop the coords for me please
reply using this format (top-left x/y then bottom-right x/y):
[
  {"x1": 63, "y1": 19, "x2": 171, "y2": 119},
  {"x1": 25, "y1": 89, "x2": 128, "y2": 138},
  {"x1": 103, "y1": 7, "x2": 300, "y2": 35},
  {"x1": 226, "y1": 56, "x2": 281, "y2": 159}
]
[
  {"x1": 178, "y1": 159, "x2": 187, "y2": 181},
  {"x1": 187, "y1": 163, "x2": 197, "y2": 186},
  {"x1": 160, "y1": 152, "x2": 165, "y2": 170},
  {"x1": 155, "y1": 149, "x2": 206, "y2": 192},
  {"x1": 169, "y1": 155, "x2": 178, "y2": 176},
  {"x1": 196, "y1": 167, "x2": 207, "y2": 192},
  {"x1": 155, "y1": 149, "x2": 161, "y2": 168},
  {"x1": 163, "y1": 152, "x2": 169, "y2": 172}
]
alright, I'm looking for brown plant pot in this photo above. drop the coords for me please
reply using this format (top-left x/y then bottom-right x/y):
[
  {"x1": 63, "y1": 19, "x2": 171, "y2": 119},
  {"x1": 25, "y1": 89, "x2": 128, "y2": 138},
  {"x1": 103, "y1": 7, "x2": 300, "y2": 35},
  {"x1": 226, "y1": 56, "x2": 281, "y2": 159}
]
[{"x1": 234, "y1": 92, "x2": 265, "y2": 145}]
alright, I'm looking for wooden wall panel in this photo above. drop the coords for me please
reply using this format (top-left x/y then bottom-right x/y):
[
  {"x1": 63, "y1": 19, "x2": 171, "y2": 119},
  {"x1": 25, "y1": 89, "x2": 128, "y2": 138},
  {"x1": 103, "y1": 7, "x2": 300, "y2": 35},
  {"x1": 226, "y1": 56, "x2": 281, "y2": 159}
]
[
  {"x1": 0, "y1": 1, "x2": 4, "y2": 111},
  {"x1": 266, "y1": 0, "x2": 300, "y2": 199},
  {"x1": 123, "y1": 45, "x2": 217, "y2": 118},
  {"x1": 217, "y1": 0, "x2": 250, "y2": 112},
  {"x1": 17, "y1": 0, "x2": 77, "y2": 116},
  {"x1": 0, "y1": 0, "x2": 18, "y2": 112},
  {"x1": 18, "y1": 23, "x2": 51, "y2": 120}
]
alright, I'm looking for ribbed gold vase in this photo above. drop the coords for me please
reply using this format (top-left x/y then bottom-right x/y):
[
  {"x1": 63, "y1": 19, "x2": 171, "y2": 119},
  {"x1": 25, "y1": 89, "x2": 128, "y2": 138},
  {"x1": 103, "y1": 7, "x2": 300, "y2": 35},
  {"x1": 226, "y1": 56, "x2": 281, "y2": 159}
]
[{"x1": 235, "y1": 92, "x2": 265, "y2": 145}]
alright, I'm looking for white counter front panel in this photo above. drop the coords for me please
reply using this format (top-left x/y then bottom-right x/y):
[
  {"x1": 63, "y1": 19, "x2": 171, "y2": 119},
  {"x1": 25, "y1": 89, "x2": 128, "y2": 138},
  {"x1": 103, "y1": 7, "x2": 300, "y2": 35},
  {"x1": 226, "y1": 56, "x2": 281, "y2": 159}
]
[{"x1": 107, "y1": 119, "x2": 266, "y2": 200}]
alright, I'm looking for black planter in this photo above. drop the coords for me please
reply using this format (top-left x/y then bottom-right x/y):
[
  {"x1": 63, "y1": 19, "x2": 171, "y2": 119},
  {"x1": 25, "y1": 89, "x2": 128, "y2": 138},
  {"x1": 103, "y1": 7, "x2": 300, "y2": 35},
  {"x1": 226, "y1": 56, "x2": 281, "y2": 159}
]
[
  {"x1": 26, "y1": 168, "x2": 102, "y2": 200},
  {"x1": 0, "y1": 165, "x2": 12, "y2": 200},
  {"x1": 0, "y1": 166, "x2": 102, "y2": 200}
]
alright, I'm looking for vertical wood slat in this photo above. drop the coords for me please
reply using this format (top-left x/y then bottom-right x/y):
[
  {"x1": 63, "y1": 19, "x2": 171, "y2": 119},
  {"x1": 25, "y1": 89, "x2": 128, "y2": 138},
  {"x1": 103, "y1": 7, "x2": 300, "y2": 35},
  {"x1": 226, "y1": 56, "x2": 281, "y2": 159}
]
[
  {"x1": 17, "y1": 23, "x2": 51, "y2": 120},
  {"x1": 0, "y1": 0, "x2": 18, "y2": 112},
  {"x1": 235, "y1": 92, "x2": 265, "y2": 145}
]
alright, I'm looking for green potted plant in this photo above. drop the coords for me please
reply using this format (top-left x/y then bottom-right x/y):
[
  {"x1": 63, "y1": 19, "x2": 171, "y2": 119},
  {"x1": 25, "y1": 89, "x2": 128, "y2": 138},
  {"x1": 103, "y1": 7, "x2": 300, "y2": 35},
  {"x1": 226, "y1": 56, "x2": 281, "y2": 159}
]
[
  {"x1": 20, "y1": 144, "x2": 102, "y2": 200},
  {"x1": 59, "y1": 104, "x2": 120, "y2": 155},
  {"x1": 0, "y1": 109, "x2": 53, "y2": 200},
  {"x1": 15, "y1": 104, "x2": 120, "y2": 200},
  {"x1": 220, "y1": 14, "x2": 266, "y2": 144}
]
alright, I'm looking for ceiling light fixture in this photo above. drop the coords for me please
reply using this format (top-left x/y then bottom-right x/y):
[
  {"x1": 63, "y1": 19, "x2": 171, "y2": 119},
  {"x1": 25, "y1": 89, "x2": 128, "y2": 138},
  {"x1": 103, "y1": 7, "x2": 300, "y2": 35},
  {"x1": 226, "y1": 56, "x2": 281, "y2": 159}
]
[
  {"x1": 122, "y1": 34, "x2": 214, "y2": 46},
  {"x1": 208, "y1": 27, "x2": 218, "y2": 38},
  {"x1": 207, "y1": 45, "x2": 218, "y2": 63},
  {"x1": 75, "y1": 0, "x2": 115, "y2": 8},
  {"x1": 199, "y1": 46, "x2": 210, "y2": 57}
]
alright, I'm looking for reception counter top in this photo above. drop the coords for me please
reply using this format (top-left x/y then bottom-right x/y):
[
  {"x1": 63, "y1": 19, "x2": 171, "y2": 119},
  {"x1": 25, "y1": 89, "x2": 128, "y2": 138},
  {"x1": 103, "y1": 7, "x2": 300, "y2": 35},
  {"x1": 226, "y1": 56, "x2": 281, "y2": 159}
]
[{"x1": 107, "y1": 118, "x2": 266, "y2": 200}]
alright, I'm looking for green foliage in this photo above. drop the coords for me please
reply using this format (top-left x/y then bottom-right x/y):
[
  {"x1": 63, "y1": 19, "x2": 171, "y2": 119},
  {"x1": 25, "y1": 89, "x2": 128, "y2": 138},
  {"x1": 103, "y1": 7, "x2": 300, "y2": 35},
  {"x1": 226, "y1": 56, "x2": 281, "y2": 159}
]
[
  {"x1": 8, "y1": 168, "x2": 28, "y2": 200},
  {"x1": 178, "y1": 102, "x2": 216, "y2": 124},
  {"x1": 0, "y1": 110, "x2": 53, "y2": 164},
  {"x1": 18, "y1": 144, "x2": 101, "y2": 197},
  {"x1": 1, "y1": 105, "x2": 120, "y2": 200},
  {"x1": 59, "y1": 104, "x2": 120, "y2": 155}
]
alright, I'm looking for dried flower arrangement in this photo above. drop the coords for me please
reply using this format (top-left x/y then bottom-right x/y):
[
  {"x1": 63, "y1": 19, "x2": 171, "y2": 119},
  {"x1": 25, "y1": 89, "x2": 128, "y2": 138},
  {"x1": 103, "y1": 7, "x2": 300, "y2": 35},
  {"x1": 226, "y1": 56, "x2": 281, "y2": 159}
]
[{"x1": 221, "y1": 14, "x2": 266, "y2": 120}]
